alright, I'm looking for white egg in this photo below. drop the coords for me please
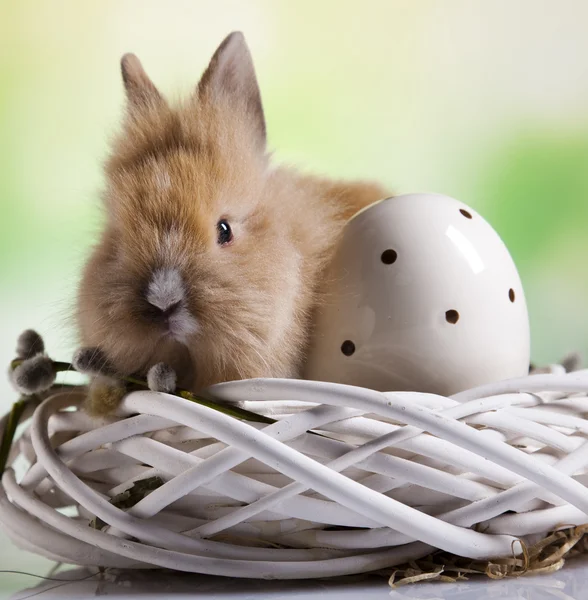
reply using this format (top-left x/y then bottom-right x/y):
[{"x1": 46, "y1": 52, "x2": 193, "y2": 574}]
[{"x1": 304, "y1": 193, "x2": 531, "y2": 396}]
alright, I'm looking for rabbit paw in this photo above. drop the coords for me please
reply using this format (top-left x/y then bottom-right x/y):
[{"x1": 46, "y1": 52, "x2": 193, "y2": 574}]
[{"x1": 85, "y1": 375, "x2": 126, "y2": 416}]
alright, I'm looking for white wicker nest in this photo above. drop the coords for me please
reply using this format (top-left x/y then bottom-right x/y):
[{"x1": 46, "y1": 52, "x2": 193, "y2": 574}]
[{"x1": 3, "y1": 367, "x2": 588, "y2": 579}]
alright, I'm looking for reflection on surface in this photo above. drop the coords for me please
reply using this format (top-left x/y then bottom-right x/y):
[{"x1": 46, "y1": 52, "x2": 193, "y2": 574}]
[
  {"x1": 10, "y1": 560, "x2": 588, "y2": 599},
  {"x1": 10, "y1": 569, "x2": 388, "y2": 600},
  {"x1": 445, "y1": 225, "x2": 485, "y2": 274}
]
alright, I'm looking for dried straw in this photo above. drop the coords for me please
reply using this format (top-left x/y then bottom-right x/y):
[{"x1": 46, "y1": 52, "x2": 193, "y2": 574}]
[{"x1": 387, "y1": 524, "x2": 588, "y2": 588}]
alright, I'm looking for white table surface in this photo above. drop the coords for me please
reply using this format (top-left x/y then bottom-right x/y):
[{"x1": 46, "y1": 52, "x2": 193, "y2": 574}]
[{"x1": 2, "y1": 532, "x2": 588, "y2": 600}]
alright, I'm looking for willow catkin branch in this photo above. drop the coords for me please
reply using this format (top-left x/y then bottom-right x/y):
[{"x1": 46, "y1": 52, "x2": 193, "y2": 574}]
[{"x1": 9, "y1": 358, "x2": 273, "y2": 425}]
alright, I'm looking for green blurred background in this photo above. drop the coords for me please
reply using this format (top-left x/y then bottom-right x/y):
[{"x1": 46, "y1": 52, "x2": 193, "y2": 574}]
[{"x1": 1, "y1": 0, "x2": 588, "y2": 591}]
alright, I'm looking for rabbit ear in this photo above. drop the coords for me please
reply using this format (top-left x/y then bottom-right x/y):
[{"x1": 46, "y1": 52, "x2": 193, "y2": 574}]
[
  {"x1": 198, "y1": 32, "x2": 266, "y2": 148},
  {"x1": 120, "y1": 53, "x2": 163, "y2": 108}
]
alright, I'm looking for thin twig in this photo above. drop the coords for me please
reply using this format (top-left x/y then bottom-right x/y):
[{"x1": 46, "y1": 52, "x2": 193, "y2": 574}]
[{"x1": 0, "y1": 398, "x2": 29, "y2": 476}]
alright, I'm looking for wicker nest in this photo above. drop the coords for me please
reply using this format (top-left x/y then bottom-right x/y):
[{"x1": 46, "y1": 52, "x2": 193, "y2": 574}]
[{"x1": 3, "y1": 353, "x2": 588, "y2": 583}]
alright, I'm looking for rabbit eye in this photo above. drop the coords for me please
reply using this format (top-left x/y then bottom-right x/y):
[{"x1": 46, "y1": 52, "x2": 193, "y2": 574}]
[{"x1": 217, "y1": 219, "x2": 233, "y2": 246}]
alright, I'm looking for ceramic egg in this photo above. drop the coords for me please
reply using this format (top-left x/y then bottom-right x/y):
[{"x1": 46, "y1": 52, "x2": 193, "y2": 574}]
[{"x1": 304, "y1": 193, "x2": 531, "y2": 396}]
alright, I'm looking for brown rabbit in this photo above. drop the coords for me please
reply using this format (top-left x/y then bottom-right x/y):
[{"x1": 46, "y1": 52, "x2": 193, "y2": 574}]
[{"x1": 77, "y1": 31, "x2": 388, "y2": 413}]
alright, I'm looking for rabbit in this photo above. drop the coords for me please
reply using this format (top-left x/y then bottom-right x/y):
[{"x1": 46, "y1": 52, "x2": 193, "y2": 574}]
[{"x1": 77, "y1": 31, "x2": 389, "y2": 414}]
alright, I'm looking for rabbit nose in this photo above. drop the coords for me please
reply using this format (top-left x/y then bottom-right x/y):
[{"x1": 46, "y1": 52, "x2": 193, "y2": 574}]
[
  {"x1": 151, "y1": 300, "x2": 182, "y2": 319},
  {"x1": 145, "y1": 268, "x2": 185, "y2": 319}
]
